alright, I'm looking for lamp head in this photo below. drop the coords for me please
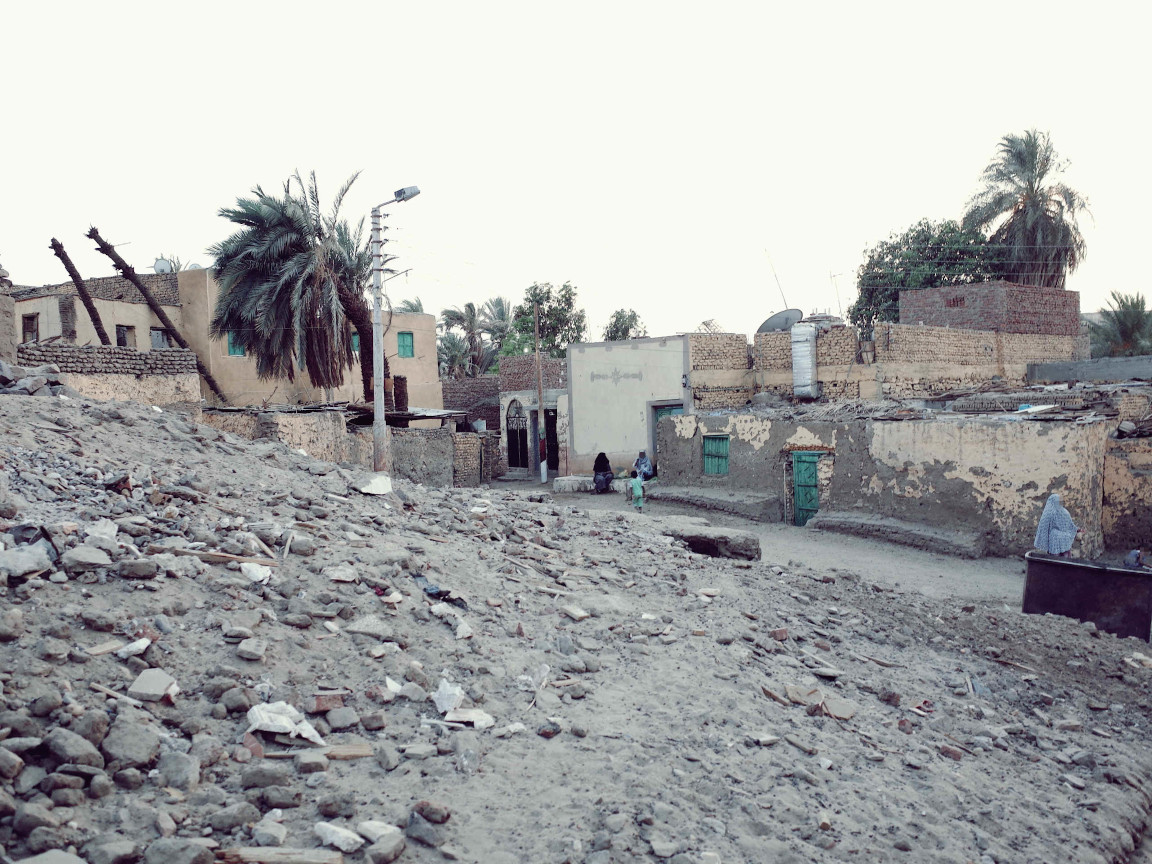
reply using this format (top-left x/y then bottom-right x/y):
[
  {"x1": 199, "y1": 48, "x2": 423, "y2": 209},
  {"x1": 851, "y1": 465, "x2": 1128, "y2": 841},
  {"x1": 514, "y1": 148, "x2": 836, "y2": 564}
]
[{"x1": 394, "y1": 186, "x2": 421, "y2": 202}]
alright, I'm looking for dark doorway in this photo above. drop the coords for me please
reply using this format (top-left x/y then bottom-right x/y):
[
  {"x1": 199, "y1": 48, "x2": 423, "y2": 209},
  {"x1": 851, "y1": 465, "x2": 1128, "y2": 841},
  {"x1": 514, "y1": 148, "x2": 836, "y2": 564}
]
[
  {"x1": 545, "y1": 409, "x2": 559, "y2": 471},
  {"x1": 506, "y1": 400, "x2": 529, "y2": 470}
]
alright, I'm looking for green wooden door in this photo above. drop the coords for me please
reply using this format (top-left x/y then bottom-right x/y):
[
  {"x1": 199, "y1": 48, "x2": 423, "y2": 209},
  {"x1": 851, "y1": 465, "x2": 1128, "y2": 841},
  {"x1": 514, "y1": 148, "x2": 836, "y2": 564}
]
[{"x1": 792, "y1": 451, "x2": 820, "y2": 526}]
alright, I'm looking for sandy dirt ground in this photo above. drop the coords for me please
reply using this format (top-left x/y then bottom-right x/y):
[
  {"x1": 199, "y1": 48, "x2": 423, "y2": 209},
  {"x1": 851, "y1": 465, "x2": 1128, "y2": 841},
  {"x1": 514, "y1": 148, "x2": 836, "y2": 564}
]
[{"x1": 1, "y1": 389, "x2": 1151, "y2": 864}]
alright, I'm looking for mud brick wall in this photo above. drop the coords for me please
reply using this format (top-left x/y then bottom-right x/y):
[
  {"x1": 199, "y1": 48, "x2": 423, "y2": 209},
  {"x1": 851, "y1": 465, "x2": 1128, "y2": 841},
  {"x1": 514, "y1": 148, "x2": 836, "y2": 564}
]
[
  {"x1": 899, "y1": 281, "x2": 1080, "y2": 336},
  {"x1": 1113, "y1": 389, "x2": 1152, "y2": 423},
  {"x1": 12, "y1": 273, "x2": 180, "y2": 306},
  {"x1": 820, "y1": 379, "x2": 860, "y2": 400},
  {"x1": 874, "y1": 324, "x2": 1087, "y2": 366},
  {"x1": 692, "y1": 386, "x2": 754, "y2": 411},
  {"x1": 499, "y1": 355, "x2": 567, "y2": 392},
  {"x1": 688, "y1": 333, "x2": 749, "y2": 370},
  {"x1": 442, "y1": 375, "x2": 501, "y2": 430},
  {"x1": 17, "y1": 344, "x2": 198, "y2": 375},
  {"x1": 816, "y1": 327, "x2": 859, "y2": 365},
  {"x1": 452, "y1": 433, "x2": 482, "y2": 487},
  {"x1": 0, "y1": 295, "x2": 14, "y2": 362},
  {"x1": 482, "y1": 431, "x2": 503, "y2": 481},
  {"x1": 753, "y1": 332, "x2": 791, "y2": 371}
]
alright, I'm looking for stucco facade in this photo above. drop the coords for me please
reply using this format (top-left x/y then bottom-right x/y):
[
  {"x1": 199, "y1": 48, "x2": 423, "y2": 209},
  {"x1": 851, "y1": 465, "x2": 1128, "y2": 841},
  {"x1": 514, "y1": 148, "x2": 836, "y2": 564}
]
[
  {"x1": 566, "y1": 336, "x2": 689, "y2": 475},
  {"x1": 659, "y1": 412, "x2": 1110, "y2": 558}
]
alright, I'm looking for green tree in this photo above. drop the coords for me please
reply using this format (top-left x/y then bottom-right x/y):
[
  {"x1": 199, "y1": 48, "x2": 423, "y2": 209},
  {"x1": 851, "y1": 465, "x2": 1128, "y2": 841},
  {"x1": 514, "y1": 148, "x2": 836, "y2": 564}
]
[
  {"x1": 848, "y1": 219, "x2": 1005, "y2": 336},
  {"x1": 395, "y1": 297, "x2": 424, "y2": 313},
  {"x1": 208, "y1": 171, "x2": 380, "y2": 399},
  {"x1": 1089, "y1": 291, "x2": 1152, "y2": 358},
  {"x1": 440, "y1": 302, "x2": 485, "y2": 373},
  {"x1": 480, "y1": 296, "x2": 513, "y2": 351},
  {"x1": 963, "y1": 129, "x2": 1090, "y2": 289},
  {"x1": 602, "y1": 308, "x2": 647, "y2": 341},
  {"x1": 506, "y1": 281, "x2": 587, "y2": 358},
  {"x1": 437, "y1": 331, "x2": 471, "y2": 378}
]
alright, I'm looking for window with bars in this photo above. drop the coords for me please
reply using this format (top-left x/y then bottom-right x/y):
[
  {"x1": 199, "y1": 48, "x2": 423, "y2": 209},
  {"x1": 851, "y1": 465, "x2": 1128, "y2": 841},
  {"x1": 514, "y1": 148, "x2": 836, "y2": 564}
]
[
  {"x1": 397, "y1": 331, "x2": 414, "y2": 358},
  {"x1": 703, "y1": 435, "x2": 729, "y2": 475},
  {"x1": 227, "y1": 331, "x2": 245, "y2": 356}
]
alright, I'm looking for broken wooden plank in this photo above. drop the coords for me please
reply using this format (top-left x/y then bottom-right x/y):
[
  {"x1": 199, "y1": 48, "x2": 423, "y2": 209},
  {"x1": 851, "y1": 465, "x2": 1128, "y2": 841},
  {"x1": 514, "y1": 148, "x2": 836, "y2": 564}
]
[
  {"x1": 152, "y1": 547, "x2": 280, "y2": 567},
  {"x1": 90, "y1": 682, "x2": 144, "y2": 708},
  {"x1": 85, "y1": 640, "x2": 126, "y2": 656}
]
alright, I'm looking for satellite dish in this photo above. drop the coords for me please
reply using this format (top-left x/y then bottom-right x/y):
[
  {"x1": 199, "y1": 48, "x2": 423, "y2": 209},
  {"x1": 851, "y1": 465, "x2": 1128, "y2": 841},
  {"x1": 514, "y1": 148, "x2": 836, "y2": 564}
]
[
  {"x1": 153, "y1": 258, "x2": 173, "y2": 275},
  {"x1": 757, "y1": 309, "x2": 803, "y2": 333},
  {"x1": 186, "y1": 263, "x2": 203, "y2": 270}
]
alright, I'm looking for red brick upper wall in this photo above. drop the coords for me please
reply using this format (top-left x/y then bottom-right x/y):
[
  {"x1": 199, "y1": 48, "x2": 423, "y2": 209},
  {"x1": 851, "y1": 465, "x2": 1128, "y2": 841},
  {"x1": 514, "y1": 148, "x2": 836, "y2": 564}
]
[
  {"x1": 898, "y1": 281, "x2": 1080, "y2": 336},
  {"x1": 498, "y1": 353, "x2": 567, "y2": 392}
]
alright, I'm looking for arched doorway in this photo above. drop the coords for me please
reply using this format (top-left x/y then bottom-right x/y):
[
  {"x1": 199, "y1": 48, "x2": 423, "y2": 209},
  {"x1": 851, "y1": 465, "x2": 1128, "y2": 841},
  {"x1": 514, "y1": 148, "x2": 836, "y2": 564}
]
[{"x1": 506, "y1": 400, "x2": 529, "y2": 470}]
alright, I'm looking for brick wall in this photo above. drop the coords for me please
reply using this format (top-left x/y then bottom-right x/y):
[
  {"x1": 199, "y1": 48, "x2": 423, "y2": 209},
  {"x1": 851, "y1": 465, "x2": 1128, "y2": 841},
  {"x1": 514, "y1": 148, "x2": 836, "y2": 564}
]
[
  {"x1": 17, "y1": 344, "x2": 198, "y2": 375},
  {"x1": 499, "y1": 354, "x2": 567, "y2": 392},
  {"x1": 442, "y1": 374, "x2": 501, "y2": 430},
  {"x1": 693, "y1": 386, "x2": 755, "y2": 411},
  {"x1": 9, "y1": 273, "x2": 181, "y2": 307},
  {"x1": 816, "y1": 327, "x2": 858, "y2": 365},
  {"x1": 753, "y1": 332, "x2": 791, "y2": 371},
  {"x1": 452, "y1": 433, "x2": 482, "y2": 487},
  {"x1": 898, "y1": 281, "x2": 1080, "y2": 336},
  {"x1": 689, "y1": 333, "x2": 749, "y2": 370},
  {"x1": 874, "y1": 323, "x2": 1087, "y2": 366}
]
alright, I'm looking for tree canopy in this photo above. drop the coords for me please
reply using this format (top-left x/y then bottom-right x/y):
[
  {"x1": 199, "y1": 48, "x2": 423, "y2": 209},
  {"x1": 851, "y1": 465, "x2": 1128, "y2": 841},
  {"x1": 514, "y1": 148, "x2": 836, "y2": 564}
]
[
  {"x1": 208, "y1": 171, "x2": 377, "y2": 396},
  {"x1": 1089, "y1": 291, "x2": 1152, "y2": 358},
  {"x1": 602, "y1": 308, "x2": 648, "y2": 341},
  {"x1": 505, "y1": 282, "x2": 587, "y2": 358},
  {"x1": 847, "y1": 219, "x2": 1005, "y2": 335},
  {"x1": 963, "y1": 129, "x2": 1089, "y2": 289}
]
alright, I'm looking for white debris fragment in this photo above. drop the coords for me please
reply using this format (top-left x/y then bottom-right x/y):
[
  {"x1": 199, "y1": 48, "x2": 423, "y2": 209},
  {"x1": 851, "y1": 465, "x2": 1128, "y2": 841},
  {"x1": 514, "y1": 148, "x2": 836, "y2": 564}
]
[
  {"x1": 245, "y1": 701, "x2": 325, "y2": 746},
  {"x1": 432, "y1": 679, "x2": 465, "y2": 714}
]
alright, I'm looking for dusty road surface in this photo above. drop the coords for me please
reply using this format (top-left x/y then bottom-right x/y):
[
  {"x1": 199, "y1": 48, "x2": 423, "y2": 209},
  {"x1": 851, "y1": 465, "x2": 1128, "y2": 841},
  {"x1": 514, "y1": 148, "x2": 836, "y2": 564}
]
[
  {"x1": 551, "y1": 488, "x2": 1027, "y2": 603},
  {"x1": 1, "y1": 391, "x2": 1151, "y2": 864}
]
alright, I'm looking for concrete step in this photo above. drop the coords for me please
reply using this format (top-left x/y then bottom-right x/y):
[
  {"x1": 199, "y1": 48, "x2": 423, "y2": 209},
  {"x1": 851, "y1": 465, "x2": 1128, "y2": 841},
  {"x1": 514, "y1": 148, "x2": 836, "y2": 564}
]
[{"x1": 806, "y1": 511, "x2": 987, "y2": 558}]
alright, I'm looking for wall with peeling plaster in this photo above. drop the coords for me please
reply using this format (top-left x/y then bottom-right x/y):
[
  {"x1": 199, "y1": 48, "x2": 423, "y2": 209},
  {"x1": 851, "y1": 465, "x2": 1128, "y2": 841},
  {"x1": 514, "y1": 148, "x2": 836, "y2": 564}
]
[
  {"x1": 1102, "y1": 438, "x2": 1152, "y2": 552},
  {"x1": 659, "y1": 413, "x2": 1109, "y2": 557}
]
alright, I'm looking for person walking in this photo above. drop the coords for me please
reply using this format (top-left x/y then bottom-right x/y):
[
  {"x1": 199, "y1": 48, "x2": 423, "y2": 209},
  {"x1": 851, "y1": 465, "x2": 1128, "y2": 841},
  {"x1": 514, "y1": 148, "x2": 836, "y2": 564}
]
[{"x1": 629, "y1": 470, "x2": 645, "y2": 512}]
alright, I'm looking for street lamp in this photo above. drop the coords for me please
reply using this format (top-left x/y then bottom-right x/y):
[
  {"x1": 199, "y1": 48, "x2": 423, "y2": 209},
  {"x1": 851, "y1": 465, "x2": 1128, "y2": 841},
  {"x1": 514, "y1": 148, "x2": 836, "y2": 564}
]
[{"x1": 370, "y1": 186, "x2": 421, "y2": 475}]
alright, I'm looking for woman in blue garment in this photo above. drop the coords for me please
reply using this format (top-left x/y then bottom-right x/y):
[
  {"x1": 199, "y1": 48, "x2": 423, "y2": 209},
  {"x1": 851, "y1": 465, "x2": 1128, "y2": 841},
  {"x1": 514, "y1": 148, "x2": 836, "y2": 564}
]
[
  {"x1": 1033, "y1": 494, "x2": 1080, "y2": 557},
  {"x1": 632, "y1": 451, "x2": 654, "y2": 481}
]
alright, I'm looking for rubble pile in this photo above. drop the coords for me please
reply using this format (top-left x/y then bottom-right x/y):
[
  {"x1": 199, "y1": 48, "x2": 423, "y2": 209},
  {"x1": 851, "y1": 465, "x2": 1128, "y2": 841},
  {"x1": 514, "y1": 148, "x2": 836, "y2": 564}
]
[{"x1": 1, "y1": 395, "x2": 1152, "y2": 864}]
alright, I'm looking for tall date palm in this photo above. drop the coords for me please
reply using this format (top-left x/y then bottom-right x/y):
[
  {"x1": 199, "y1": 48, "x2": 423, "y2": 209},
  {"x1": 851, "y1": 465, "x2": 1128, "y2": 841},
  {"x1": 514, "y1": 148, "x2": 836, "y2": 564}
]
[
  {"x1": 962, "y1": 130, "x2": 1089, "y2": 289},
  {"x1": 209, "y1": 171, "x2": 385, "y2": 400}
]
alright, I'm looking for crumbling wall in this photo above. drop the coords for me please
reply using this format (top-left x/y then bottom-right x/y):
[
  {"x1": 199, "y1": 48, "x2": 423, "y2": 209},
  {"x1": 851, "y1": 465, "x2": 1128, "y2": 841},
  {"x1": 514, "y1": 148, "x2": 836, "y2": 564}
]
[
  {"x1": 452, "y1": 433, "x2": 482, "y2": 487},
  {"x1": 65, "y1": 373, "x2": 200, "y2": 404},
  {"x1": 1102, "y1": 437, "x2": 1152, "y2": 552},
  {"x1": 16, "y1": 344, "x2": 202, "y2": 405},
  {"x1": 442, "y1": 375, "x2": 501, "y2": 430},
  {"x1": 816, "y1": 327, "x2": 858, "y2": 365},
  {"x1": 0, "y1": 295, "x2": 14, "y2": 363},
  {"x1": 391, "y1": 428, "x2": 455, "y2": 487},
  {"x1": 659, "y1": 412, "x2": 1108, "y2": 557},
  {"x1": 1114, "y1": 389, "x2": 1152, "y2": 423}
]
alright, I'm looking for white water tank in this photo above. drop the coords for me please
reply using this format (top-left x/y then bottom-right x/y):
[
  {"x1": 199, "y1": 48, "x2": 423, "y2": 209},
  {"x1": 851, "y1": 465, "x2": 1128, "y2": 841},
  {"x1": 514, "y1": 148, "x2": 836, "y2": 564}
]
[{"x1": 791, "y1": 322, "x2": 819, "y2": 399}]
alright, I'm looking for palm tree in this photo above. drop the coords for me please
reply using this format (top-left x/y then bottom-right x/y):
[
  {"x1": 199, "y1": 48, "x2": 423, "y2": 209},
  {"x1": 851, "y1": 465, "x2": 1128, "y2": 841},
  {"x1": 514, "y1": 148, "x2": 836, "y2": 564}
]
[
  {"x1": 962, "y1": 130, "x2": 1090, "y2": 289},
  {"x1": 396, "y1": 297, "x2": 424, "y2": 314},
  {"x1": 479, "y1": 296, "x2": 513, "y2": 351},
  {"x1": 440, "y1": 302, "x2": 485, "y2": 372},
  {"x1": 1089, "y1": 291, "x2": 1152, "y2": 357},
  {"x1": 437, "y1": 332, "x2": 471, "y2": 378},
  {"x1": 208, "y1": 171, "x2": 383, "y2": 399}
]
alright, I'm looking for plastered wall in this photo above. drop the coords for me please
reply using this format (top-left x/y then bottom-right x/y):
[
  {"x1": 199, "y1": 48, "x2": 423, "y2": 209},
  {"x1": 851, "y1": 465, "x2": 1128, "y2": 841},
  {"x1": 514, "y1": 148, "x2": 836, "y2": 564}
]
[{"x1": 659, "y1": 413, "x2": 1109, "y2": 557}]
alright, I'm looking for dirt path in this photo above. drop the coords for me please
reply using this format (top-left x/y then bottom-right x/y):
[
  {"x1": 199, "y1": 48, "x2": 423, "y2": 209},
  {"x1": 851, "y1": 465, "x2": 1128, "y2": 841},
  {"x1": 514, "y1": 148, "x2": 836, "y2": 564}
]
[{"x1": 553, "y1": 489, "x2": 1026, "y2": 603}]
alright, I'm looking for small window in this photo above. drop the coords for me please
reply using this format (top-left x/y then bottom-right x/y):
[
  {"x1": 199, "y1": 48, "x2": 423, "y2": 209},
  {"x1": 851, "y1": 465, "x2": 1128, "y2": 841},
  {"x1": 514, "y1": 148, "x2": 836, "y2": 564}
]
[
  {"x1": 21, "y1": 314, "x2": 39, "y2": 344},
  {"x1": 397, "y1": 331, "x2": 414, "y2": 358},
  {"x1": 115, "y1": 325, "x2": 136, "y2": 348},
  {"x1": 150, "y1": 328, "x2": 170, "y2": 349},
  {"x1": 227, "y1": 331, "x2": 245, "y2": 356},
  {"x1": 351, "y1": 332, "x2": 361, "y2": 353},
  {"x1": 703, "y1": 435, "x2": 729, "y2": 475}
]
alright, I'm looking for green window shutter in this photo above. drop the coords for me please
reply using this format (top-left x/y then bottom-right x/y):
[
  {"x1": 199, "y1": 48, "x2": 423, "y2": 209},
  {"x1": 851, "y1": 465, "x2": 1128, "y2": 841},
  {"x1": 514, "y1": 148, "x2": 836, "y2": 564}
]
[
  {"x1": 703, "y1": 435, "x2": 729, "y2": 475},
  {"x1": 227, "y1": 331, "x2": 245, "y2": 356},
  {"x1": 351, "y1": 332, "x2": 360, "y2": 353},
  {"x1": 398, "y1": 331, "x2": 414, "y2": 358}
]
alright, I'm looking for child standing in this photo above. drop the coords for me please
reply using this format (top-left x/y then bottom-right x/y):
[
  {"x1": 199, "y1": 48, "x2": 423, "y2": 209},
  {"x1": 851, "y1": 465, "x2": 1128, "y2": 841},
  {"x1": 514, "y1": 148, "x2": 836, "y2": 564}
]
[{"x1": 629, "y1": 470, "x2": 644, "y2": 512}]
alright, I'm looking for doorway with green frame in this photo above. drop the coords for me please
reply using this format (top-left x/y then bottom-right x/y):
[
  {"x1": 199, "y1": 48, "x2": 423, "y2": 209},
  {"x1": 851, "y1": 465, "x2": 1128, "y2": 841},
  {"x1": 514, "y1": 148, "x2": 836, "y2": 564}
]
[
  {"x1": 792, "y1": 451, "x2": 821, "y2": 526},
  {"x1": 651, "y1": 403, "x2": 684, "y2": 468}
]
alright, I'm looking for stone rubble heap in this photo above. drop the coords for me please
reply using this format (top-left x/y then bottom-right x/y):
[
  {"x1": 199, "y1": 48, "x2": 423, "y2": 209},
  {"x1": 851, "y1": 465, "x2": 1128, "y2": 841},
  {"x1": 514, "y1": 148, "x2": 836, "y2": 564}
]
[{"x1": 0, "y1": 395, "x2": 1151, "y2": 864}]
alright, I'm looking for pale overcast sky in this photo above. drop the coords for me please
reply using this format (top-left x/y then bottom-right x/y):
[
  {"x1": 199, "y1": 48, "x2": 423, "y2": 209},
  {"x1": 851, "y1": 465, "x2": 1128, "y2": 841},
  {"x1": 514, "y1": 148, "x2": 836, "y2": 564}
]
[{"x1": 2, "y1": 2, "x2": 1146, "y2": 340}]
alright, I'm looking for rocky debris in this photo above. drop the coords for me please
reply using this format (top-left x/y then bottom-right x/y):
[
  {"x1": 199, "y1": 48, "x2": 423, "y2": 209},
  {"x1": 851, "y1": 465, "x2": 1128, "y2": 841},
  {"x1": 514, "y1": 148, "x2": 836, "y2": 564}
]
[{"x1": 0, "y1": 395, "x2": 1149, "y2": 864}]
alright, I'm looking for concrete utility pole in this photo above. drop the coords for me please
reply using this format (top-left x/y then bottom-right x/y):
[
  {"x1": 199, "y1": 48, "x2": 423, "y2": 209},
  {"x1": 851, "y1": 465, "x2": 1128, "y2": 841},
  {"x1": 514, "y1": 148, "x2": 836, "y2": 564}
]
[
  {"x1": 370, "y1": 186, "x2": 420, "y2": 474},
  {"x1": 535, "y1": 301, "x2": 547, "y2": 484}
]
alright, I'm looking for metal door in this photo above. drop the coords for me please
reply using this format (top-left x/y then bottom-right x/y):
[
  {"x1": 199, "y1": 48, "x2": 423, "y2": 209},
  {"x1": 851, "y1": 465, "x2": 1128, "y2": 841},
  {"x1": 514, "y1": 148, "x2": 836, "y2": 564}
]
[
  {"x1": 506, "y1": 401, "x2": 529, "y2": 469},
  {"x1": 792, "y1": 451, "x2": 820, "y2": 526}
]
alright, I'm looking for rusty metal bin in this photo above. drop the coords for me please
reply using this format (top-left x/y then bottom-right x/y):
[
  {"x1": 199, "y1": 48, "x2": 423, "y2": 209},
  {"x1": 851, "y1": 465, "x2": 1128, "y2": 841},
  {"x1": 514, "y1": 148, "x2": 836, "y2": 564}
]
[{"x1": 1023, "y1": 551, "x2": 1152, "y2": 641}]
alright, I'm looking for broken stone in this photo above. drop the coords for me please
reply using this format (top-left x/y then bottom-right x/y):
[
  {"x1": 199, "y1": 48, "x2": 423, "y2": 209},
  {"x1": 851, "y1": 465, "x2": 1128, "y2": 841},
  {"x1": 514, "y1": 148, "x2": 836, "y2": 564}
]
[
  {"x1": 315, "y1": 821, "x2": 365, "y2": 852},
  {"x1": 128, "y1": 668, "x2": 177, "y2": 702},
  {"x1": 43, "y1": 727, "x2": 105, "y2": 768},
  {"x1": 61, "y1": 545, "x2": 112, "y2": 573}
]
